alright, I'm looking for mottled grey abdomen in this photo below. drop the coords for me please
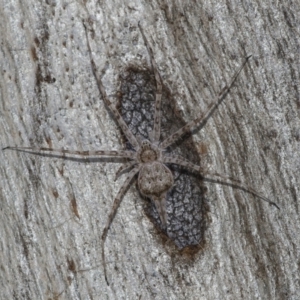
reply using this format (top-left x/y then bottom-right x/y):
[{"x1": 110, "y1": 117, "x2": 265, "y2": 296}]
[{"x1": 138, "y1": 162, "x2": 174, "y2": 199}]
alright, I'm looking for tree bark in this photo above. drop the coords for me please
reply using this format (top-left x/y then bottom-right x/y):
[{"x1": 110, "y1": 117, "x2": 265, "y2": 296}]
[{"x1": 0, "y1": 1, "x2": 299, "y2": 299}]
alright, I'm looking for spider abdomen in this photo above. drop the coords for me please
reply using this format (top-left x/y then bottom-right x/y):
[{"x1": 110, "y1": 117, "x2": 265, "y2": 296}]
[{"x1": 138, "y1": 161, "x2": 174, "y2": 199}]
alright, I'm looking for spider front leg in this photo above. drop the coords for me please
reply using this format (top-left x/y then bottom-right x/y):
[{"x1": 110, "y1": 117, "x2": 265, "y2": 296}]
[
  {"x1": 2, "y1": 146, "x2": 136, "y2": 159},
  {"x1": 101, "y1": 165, "x2": 140, "y2": 285},
  {"x1": 138, "y1": 23, "x2": 163, "y2": 143},
  {"x1": 160, "y1": 55, "x2": 252, "y2": 149},
  {"x1": 83, "y1": 22, "x2": 140, "y2": 150}
]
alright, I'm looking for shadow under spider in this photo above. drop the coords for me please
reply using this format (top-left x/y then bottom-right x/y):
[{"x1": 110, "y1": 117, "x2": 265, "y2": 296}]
[{"x1": 117, "y1": 67, "x2": 208, "y2": 251}]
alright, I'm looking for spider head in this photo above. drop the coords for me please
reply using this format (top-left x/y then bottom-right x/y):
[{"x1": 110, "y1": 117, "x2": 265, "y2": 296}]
[{"x1": 138, "y1": 140, "x2": 160, "y2": 163}]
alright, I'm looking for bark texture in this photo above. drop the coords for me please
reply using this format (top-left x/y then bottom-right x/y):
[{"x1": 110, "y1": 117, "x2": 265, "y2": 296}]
[{"x1": 0, "y1": 1, "x2": 299, "y2": 299}]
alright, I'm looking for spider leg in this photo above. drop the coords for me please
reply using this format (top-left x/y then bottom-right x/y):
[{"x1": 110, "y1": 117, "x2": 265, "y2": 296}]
[
  {"x1": 114, "y1": 160, "x2": 137, "y2": 181},
  {"x1": 101, "y1": 165, "x2": 140, "y2": 285},
  {"x1": 163, "y1": 154, "x2": 203, "y2": 173},
  {"x1": 138, "y1": 23, "x2": 163, "y2": 143},
  {"x1": 163, "y1": 154, "x2": 279, "y2": 208},
  {"x1": 160, "y1": 55, "x2": 252, "y2": 149},
  {"x1": 83, "y1": 23, "x2": 140, "y2": 150},
  {"x1": 2, "y1": 146, "x2": 136, "y2": 159},
  {"x1": 202, "y1": 170, "x2": 279, "y2": 209}
]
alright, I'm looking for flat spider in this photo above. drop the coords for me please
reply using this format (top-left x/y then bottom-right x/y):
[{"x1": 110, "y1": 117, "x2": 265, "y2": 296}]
[{"x1": 3, "y1": 23, "x2": 278, "y2": 285}]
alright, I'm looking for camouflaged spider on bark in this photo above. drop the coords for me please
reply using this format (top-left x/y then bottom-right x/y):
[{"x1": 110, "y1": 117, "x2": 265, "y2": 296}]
[{"x1": 3, "y1": 23, "x2": 279, "y2": 285}]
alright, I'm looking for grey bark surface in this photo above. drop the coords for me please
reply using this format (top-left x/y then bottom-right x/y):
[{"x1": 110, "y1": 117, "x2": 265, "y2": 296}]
[{"x1": 0, "y1": 1, "x2": 299, "y2": 299}]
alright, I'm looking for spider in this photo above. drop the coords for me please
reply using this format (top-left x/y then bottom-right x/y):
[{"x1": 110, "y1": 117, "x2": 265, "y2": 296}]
[{"x1": 3, "y1": 23, "x2": 279, "y2": 285}]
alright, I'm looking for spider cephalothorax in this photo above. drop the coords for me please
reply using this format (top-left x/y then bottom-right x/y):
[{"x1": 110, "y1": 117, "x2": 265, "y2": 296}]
[{"x1": 137, "y1": 139, "x2": 160, "y2": 163}]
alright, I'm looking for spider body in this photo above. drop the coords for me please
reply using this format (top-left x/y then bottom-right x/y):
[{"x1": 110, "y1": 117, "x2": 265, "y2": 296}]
[
  {"x1": 136, "y1": 139, "x2": 173, "y2": 225},
  {"x1": 138, "y1": 160, "x2": 174, "y2": 227}
]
